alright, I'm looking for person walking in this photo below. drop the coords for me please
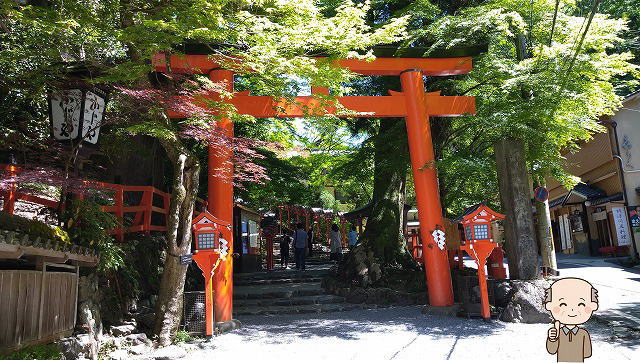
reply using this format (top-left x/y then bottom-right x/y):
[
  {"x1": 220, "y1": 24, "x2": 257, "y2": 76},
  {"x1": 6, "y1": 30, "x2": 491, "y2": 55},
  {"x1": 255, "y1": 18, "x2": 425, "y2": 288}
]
[
  {"x1": 348, "y1": 225, "x2": 358, "y2": 248},
  {"x1": 330, "y1": 223, "x2": 342, "y2": 262},
  {"x1": 293, "y1": 223, "x2": 308, "y2": 270},
  {"x1": 308, "y1": 226, "x2": 314, "y2": 257},
  {"x1": 280, "y1": 230, "x2": 291, "y2": 269}
]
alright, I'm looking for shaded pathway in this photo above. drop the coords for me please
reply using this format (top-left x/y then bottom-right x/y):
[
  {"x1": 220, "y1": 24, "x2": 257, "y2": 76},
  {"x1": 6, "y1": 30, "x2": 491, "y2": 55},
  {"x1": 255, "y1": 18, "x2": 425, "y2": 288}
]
[{"x1": 179, "y1": 307, "x2": 637, "y2": 361}]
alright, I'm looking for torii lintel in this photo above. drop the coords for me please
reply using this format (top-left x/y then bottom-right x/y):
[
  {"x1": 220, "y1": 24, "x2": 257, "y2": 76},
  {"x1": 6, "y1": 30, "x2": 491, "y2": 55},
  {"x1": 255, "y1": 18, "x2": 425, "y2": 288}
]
[{"x1": 166, "y1": 91, "x2": 476, "y2": 119}]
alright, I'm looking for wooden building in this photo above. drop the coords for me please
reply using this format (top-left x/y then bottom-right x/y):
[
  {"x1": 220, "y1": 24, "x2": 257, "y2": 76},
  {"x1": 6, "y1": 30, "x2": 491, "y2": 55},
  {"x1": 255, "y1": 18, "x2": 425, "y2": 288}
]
[
  {"x1": 0, "y1": 224, "x2": 98, "y2": 354},
  {"x1": 233, "y1": 203, "x2": 262, "y2": 273},
  {"x1": 546, "y1": 91, "x2": 640, "y2": 257}
]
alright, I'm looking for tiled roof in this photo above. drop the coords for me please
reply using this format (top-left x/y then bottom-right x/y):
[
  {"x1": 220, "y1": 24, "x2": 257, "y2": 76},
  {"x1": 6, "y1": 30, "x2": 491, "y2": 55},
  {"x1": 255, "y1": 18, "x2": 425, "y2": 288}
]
[
  {"x1": 549, "y1": 183, "x2": 607, "y2": 208},
  {"x1": 453, "y1": 202, "x2": 485, "y2": 223}
]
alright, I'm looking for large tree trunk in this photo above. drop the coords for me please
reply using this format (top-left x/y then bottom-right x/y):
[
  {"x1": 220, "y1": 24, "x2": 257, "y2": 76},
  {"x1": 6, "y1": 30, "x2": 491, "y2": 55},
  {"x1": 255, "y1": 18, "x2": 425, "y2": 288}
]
[
  {"x1": 358, "y1": 118, "x2": 415, "y2": 268},
  {"x1": 154, "y1": 132, "x2": 200, "y2": 347},
  {"x1": 494, "y1": 137, "x2": 540, "y2": 279},
  {"x1": 332, "y1": 119, "x2": 419, "y2": 289}
]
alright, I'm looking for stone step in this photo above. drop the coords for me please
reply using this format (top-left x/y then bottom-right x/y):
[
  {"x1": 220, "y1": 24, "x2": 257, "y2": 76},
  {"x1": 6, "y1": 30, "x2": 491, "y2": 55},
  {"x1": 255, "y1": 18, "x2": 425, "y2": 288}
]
[
  {"x1": 234, "y1": 276, "x2": 324, "y2": 286},
  {"x1": 233, "y1": 282, "x2": 326, "y2": 300},
  {"x1": 234, "y1": 303, "x2": 376, "y2": 316},
  {"x1": 235, "y1": 268, "x2": 330, "y2": 282},
  {"x1": 262, "y1": 256, "x2": 331, "y2": 266},
  {"x1": 235, "y1": 294, "x2": 346, "y2": 308}
]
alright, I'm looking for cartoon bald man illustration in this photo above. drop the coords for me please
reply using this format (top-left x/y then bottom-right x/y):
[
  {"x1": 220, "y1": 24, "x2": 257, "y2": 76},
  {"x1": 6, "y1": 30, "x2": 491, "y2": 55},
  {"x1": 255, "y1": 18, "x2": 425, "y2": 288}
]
[{"x1": 544, "y1": 278, "x2": 599, "y2": 362}]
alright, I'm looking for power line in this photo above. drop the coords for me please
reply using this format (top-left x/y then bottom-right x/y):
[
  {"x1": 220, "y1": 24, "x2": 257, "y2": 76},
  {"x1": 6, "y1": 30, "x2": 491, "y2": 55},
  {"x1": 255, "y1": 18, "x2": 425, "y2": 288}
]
[
  {"x1": 548, "y1": 0, "x2": 560, "y2": 46},
  {"x1": 561, "y1": 0, "x2": 602, "y2": 88}
]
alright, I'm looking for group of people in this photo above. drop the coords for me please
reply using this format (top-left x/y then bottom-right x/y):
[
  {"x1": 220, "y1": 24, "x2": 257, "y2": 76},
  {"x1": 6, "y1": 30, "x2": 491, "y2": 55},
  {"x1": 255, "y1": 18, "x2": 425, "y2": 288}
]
[{"x1": 278, "y1": 223, "x2": 359, "y2": 270}]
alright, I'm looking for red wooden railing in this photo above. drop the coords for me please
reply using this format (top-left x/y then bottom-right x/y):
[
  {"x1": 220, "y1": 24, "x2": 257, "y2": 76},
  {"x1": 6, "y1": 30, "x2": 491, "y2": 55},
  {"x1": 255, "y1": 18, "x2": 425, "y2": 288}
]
[{"x1": 0, "y1": 164, "x2": 206, "y2": 242}]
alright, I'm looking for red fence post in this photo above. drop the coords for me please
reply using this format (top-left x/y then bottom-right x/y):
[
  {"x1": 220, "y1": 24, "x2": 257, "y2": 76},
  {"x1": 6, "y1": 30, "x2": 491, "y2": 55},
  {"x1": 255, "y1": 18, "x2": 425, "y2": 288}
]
[
  {"x1": 143, "y1": 189, "x2": 152, "y2": 234},
  {"x1": 115, "y1": 188, "x2": 124, "y2": 242}
]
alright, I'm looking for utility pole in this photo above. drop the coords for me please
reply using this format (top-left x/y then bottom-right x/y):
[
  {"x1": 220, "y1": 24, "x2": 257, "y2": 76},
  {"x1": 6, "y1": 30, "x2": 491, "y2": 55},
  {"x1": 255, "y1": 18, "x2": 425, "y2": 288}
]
[{"x1": 535, "y1": 183, "x2": 558, "y2": 272}]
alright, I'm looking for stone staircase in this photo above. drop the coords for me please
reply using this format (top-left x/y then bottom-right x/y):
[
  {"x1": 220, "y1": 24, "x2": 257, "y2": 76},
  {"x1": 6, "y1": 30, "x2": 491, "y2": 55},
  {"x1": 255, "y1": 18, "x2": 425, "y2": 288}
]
[{"x1": 234, "y1": 252, "x2": 372, "y2": 316}]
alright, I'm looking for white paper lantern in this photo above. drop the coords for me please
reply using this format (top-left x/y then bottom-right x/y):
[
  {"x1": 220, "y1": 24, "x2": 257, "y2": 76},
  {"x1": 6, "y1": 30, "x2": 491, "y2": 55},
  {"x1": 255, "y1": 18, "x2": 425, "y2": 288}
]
[{"x1": 49, "y1": 88, "x2": 107, "y2": 144}]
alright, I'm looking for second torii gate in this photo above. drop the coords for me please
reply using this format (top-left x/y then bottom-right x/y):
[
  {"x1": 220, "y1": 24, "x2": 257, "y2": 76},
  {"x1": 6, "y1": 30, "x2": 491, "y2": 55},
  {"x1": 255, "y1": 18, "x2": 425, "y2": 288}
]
[{"x1": 153, "y1": 53, "x2": 476, "y2": 323}]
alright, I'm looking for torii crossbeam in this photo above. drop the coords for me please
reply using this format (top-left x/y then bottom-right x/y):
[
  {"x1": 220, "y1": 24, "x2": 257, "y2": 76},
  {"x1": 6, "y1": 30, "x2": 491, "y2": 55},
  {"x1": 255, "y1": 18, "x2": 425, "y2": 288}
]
[{"x1": 153, "y1": 52, "x2": 476, "y2": 328}]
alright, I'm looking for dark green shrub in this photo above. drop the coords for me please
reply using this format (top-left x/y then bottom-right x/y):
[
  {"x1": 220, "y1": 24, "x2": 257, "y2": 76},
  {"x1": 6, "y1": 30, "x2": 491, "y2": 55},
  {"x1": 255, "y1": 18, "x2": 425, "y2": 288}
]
[{"x1": 0, "y1": 343, "x2": 61, "y2": 360}]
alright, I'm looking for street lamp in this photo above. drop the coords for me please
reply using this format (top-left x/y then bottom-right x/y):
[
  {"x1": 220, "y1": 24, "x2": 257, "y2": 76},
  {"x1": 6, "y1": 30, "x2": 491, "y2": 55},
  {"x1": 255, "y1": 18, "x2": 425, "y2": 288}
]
[{"x1": 48, "y1": 87, "x2": 108, "y2": 144}]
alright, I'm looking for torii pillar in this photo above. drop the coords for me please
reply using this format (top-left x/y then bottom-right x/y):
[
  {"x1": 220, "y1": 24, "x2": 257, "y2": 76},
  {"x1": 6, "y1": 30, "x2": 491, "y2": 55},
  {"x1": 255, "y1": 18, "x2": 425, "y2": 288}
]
[
  {"x1": 400, "y1": 69, "x2": 454, "y2": 306},
  {"x1": 208, "y1": 69, "x2": 235, "y2": 322}
]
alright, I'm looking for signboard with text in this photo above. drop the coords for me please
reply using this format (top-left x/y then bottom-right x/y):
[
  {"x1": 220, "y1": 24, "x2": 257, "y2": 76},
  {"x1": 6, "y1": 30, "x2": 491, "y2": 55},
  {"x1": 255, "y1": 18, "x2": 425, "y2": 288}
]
[
  {"x1": 180, "y1": 254, "x2": 193, "y2": 265},
  {"x1": 612, "y1": 207, "x2": 632, "y2": 246}
]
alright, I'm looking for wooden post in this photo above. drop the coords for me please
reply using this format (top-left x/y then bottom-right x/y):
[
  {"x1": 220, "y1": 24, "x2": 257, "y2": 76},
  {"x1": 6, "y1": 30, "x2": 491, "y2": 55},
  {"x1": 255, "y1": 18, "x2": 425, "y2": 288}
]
[
  {"x1": 37, "y1": 262, "x2": 46, "y2": 339},
  {"x1": 535, "y1": 185, "x2": 557, "y2": 272},
  {"x1": 73, "y1": 265, "x2": 79, "y2": 328}
]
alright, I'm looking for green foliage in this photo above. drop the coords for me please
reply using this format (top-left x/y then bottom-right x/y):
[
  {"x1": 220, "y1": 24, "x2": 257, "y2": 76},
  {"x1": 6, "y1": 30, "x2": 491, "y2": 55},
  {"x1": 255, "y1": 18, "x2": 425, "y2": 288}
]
[
  {"x1": 0, "y1": 343, "x2": 61, "y2": 360},
  {"x1": 174, "y1": 330, "x2": 193, "y2": 344},
  {"x1": 420, "y1": 0, "x2": 635, "y2": 180},
  {"x1": 0, "y1": 211, "x2": 70, "y2": 244},
  {"x1": 319, "y1": 188, "x2": 337, "y2": 209},
  {"x1": 64, "y1": 198, "x2": 124, "y2": 273},
  {"x1": 97, "y1": 339, "x2": 117, "y2": 360}
]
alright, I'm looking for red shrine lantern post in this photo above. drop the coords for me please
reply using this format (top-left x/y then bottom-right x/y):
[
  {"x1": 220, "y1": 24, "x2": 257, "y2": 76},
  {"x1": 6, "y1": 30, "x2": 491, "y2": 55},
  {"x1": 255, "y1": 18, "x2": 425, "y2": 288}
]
[
  {"x1": 153, "y1": 52, "x2": 476, "y2": 321},
  {"x1": 192, "y1": 211, "x2": 231, "y2": 336},
  {"x1": 457, "y1": 203, "x2": 505, "y2": 319}
]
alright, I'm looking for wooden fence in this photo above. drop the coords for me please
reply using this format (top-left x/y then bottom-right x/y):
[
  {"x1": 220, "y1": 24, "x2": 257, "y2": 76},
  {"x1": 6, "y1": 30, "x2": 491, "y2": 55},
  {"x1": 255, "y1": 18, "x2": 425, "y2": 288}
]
[{"x1": 0, "y1": 267, "x2": 78, "y2": 353}]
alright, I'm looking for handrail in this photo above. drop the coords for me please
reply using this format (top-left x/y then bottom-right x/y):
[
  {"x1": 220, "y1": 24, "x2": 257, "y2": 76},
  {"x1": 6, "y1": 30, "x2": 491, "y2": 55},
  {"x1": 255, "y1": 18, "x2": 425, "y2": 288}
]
[{"x1": 0, "y1": 164, "x2": 208, "y2": 242}]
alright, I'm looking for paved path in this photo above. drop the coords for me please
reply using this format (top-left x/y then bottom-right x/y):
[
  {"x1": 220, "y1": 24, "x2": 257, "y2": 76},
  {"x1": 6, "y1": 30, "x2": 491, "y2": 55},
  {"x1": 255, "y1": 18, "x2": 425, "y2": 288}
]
[
  {"x1": 555, "y1": 254, "x2": 640, "y2": 329},
  {"x1": 176, "y1": 306, "x2": 638, "y2": 361},
  {"x1": 137, "y1": 253, "x2": 640, "y2": 361},
  {"x1": 464, "y1": 252, "x2": 640, "y2": 328}
]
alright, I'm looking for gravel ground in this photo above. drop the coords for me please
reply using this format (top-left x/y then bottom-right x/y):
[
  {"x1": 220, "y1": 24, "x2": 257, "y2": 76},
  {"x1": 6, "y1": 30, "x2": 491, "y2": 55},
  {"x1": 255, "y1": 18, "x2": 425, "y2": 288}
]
[{"x1": 169, "y1": 306, "x2": 638, "y2": 361}]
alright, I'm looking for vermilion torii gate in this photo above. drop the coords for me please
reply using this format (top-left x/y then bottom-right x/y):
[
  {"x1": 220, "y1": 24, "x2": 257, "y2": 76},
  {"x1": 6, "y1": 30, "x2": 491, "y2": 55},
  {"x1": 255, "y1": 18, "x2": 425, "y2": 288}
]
[{"x1": 153, "y1": 53, "x2": 476, "y2": 324}]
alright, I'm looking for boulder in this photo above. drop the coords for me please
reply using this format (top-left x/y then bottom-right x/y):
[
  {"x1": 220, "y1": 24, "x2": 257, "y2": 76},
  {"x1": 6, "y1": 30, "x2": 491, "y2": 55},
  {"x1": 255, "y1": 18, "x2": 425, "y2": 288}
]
[
  {"x1": 345, "y1": 288, "x2": 367, "y2": 304},
  {"x1": 108, "y1": 349, "x2": 131, "y2": 360},
  {"x1": 215, "y1": 319, "x2": 242, "y2": 334},
  {"x1": 78, "y1": 300, "x2": 103, "y2": 337},
  {"x1": 77, "y1": 274, "x2": 103, "y2": 341},
  {"x1": 124, "y1": 333, "x2": 151, "y2": 346},
  {"x1": 127, "y1": 344, "x2": 149, "y2": 356},
  {"x1": 153, "y1": 345, "x2": 187, "y2": 360},
  {"x1": 369, "y1": 263, "x2": 382, "y2": 283},
  {"x1": 500, "y1": 280, "x2": 552, "y2": 323},
  {"x1": 355, "y1": 263, "x2": 368, "y2": 277},
  {"x1": 111, "y1": 323, "x2": 137, "y2": 336},
  {"x1": 494, "y1": 281, "x2": 513, "y2": 308},
  {"x1": 57, "y1": 334, "x2": 96, "y2": 359}
]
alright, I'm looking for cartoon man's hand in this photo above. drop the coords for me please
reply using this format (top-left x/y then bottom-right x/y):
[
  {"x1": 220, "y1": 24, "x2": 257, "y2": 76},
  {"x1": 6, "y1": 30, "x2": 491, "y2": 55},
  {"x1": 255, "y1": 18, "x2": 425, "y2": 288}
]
[{"x1": 548, "y1": 320, "x2": 560, "y2": 341}]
